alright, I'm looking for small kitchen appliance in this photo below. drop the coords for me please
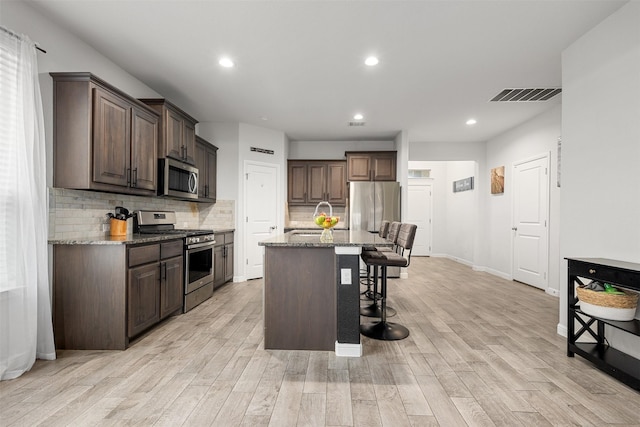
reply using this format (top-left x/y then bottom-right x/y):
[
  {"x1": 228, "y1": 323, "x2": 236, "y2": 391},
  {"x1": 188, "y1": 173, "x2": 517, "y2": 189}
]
[{"x1": 134, "y1": 210, "x2": 215, "y2": 312}]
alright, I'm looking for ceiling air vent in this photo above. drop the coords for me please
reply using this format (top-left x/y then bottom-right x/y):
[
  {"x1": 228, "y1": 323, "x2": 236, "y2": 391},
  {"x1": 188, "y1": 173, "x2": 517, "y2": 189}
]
[
  {"x1": 348, "y1": 121, "x2": 366, "y2": 127},
  {"x1": 490, "y1": 88, "x2": 561, "y2": 102}
]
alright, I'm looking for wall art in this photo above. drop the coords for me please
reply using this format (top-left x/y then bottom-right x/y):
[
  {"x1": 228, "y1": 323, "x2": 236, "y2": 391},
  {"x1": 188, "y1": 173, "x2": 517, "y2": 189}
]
[{"x1": 491, "y1": 166, "x2": 505, "y2": 194}]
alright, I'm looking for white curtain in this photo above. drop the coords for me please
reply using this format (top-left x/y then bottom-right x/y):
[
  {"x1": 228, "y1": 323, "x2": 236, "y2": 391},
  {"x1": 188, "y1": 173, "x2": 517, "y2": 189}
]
[{"x1": 0, "y1": 26, "x2": 56, "y2": 381}]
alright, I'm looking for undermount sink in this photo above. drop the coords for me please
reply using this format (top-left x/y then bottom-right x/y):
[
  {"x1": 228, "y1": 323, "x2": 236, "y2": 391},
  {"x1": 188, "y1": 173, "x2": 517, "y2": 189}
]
[{"x1": 291, "y1": 230, "x2": 322, "y2": 237}]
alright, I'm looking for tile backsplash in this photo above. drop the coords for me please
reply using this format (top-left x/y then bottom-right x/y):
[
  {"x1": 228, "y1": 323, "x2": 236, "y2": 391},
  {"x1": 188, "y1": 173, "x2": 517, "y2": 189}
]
[
  {"x1": 287, "y1": 205, "x2": 347, "y2": 229},
  {"x1": 48, "y1": 188, "x2": 235, "y2": 240}
]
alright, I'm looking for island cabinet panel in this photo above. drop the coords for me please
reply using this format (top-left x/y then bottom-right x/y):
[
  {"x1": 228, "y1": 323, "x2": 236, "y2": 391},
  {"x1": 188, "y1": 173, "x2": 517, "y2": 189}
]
[
  {"x1": 264, "y1": 247, "x2": 336, "y2": 351},
  {"x1": 51, "y1": 73, "x2": 159, "y2": 196}
]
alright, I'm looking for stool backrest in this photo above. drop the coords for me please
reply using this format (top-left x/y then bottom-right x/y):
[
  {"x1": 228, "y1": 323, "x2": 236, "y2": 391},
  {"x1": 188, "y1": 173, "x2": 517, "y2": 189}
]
[
  {"x1": 387, "y1": 221, "x2": 401, "y2": 245},
  {"x1": 378, "y1": 220, "x2": 390, "y2": 239},
  {"x1": 396, "y1": 223, "x2": 418, "y2": 266}
]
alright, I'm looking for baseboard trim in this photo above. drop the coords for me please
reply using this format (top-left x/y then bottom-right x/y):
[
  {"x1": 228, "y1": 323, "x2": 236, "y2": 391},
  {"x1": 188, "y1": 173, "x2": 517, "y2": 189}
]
[
  {"x1": 335, "y1": 341, "x2": 362, "y2": 357},
  {"x1": 557, "y1": 323, "x2": 567, "y2": 338}
]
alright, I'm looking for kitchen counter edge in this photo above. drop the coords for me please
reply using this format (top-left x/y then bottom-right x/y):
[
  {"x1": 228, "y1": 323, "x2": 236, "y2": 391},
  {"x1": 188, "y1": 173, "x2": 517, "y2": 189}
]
[
  {"x1": 259, "y1": 230, "x2": 391, "y2": 248},
  {"x1": 48, "y1": 234, "x2": 187, "y2": 245}
]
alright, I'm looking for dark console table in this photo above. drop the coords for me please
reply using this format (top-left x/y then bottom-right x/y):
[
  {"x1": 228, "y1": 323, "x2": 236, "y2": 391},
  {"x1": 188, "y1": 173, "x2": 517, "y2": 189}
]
[{"x1": 566, "y1": 258, "x2": 640, "y2": 390}]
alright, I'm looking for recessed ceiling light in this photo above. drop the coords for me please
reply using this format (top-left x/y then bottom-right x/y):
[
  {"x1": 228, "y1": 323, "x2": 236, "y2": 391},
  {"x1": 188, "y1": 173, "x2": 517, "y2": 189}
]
[
  {"x1": 353, "y1": 113, "x2": 364, "y2": 120},
  {"x1": 219, "y1": 57, "x2": 234, "y2": 68},
  {"x1": 364, "y1": 56, "x2": 379, "y2": 66},
  {"x1": 466, "y1": 118, "x2": 477, "y2": 125}
]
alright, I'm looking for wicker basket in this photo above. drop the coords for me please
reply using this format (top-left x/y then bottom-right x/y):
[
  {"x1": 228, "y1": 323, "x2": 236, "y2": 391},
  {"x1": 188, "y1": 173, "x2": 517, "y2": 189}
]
[{"x1": 576, "y1": 286, "x2": 638, "y2": 321}]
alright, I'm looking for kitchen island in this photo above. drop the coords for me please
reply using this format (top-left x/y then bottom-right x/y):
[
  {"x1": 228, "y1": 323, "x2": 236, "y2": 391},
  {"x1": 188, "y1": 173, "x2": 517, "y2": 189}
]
[{"x1": 259, "y1": 229, "x2": 391, "y2": 356}]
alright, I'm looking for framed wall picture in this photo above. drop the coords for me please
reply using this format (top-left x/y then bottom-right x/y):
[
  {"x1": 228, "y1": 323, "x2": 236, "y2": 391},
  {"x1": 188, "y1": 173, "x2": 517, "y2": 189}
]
[{"x1": 491, "y1": 166, "x2": 505, "y2": 194}]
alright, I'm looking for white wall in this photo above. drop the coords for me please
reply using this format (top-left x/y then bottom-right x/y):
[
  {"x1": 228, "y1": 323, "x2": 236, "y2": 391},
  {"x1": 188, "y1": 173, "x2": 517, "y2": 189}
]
[
  {"x1": 199, "y1": 122, "x2": 287, "y2": 281},
  {"x1": 409, "y1": 161, "x2": 476, "y2": 264},
  {"x1": 445, "y1": 162, "x2": 477, "y2": 265},
  {"x1": 197, "y1": 122, "x2": 240, "y2": 201},
  {"x1": 288, "y1": 140, "x2": 395, "y2": 159},
  {"x1": 560, "y1": 1, "x2": 640, "y2": 356},
  {"x1": 485, "y1": 105, "x2": 562, "y2": 289},
  {"x1": 1, "y1": 1, "x2": 161, "y2": 188}
]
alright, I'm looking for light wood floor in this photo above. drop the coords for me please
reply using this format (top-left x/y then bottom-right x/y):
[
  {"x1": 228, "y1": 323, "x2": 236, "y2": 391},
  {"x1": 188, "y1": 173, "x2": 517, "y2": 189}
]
[{"x1": 2, "y1": 257, "x2": 639, "y2": 426}]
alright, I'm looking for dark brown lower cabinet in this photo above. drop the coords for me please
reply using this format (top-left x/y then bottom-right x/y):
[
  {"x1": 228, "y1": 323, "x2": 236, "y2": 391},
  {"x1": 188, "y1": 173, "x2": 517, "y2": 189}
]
[
  {"x1": 160, "y1": 255, "x2": 183, "y2": 318},
  {"x1": 128, "y1": 262, "x2": 160, "y2": 337},
  {"x1": 53, "y1": 239, "x2": 183, "y2": 350},
  {"x1": 213, "y1": 231, "x2": 234, "y2": 288}
]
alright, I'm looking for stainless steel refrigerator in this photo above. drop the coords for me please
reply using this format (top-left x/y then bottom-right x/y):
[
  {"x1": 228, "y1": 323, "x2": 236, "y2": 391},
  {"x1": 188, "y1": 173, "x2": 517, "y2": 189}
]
[
  {"x1": 348, "y1": 181, "x2": 401, "y2": 277},
  {"x1": 348, "y1": 181, "x2": 401, "y2": 232}
]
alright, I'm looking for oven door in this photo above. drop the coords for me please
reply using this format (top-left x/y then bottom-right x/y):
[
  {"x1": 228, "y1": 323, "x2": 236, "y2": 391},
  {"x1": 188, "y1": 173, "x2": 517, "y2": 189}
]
[{"x1": 184, "y1": 240, "x2": 215, "y2": 294}]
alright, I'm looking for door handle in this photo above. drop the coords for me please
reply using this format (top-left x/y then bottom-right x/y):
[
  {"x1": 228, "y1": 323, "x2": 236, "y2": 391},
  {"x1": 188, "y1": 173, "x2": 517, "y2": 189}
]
[
  {"x1": 511, "y1": 227, "x2": 518, "y2": 231},
  {"x1": 269, "y1": 226, "x2": 277, "y2": 231}
]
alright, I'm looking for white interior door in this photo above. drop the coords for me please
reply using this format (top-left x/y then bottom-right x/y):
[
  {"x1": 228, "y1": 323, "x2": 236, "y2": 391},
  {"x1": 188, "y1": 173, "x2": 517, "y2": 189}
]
[
  {"x1": 245, "y1": 162, "x2": 278, "y2": 280},
  {"x1": 512, "y1": 154, "x2": 549, "y2": 290},
  {"x1": 407, "y1": 180, "x2": 432, "y2": 256}
]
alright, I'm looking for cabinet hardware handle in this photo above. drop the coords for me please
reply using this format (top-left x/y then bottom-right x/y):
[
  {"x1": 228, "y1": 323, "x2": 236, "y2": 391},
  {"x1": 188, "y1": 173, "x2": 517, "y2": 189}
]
[
  {"x1": 589, "y1": 269, "x2": 596, "y2": 274},
  {"x1": 511, "y1": 227, "x2": 518, "y2": 231},
  {"x1": 127, "y1": 168, "x2": 131, "y2": 184},
  {"x1": 132, "y1": 168, "x2": 137, "y2": 187},
  {"x1": 205, "y1": 184, "x2": 208, "y2": 198}
]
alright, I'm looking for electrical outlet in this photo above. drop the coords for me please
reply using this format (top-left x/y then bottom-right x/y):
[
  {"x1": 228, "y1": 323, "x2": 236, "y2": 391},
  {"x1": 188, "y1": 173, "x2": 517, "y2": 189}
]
[
  {"x1": 340, "y1": 268, "x2": 352, "y2": 285},
  {"x1": 102, "y1": 223, "x2": 110, "y2": 232}
]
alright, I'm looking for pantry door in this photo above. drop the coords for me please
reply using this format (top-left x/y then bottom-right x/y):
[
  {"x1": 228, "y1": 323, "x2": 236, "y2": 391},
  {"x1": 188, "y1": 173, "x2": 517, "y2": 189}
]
[
  {"x1": 245, "y1": 161, "x2": 279, "y2": 280},
  {"x1": 512, "y1": 154, "x2": 549, "y2": 290}
]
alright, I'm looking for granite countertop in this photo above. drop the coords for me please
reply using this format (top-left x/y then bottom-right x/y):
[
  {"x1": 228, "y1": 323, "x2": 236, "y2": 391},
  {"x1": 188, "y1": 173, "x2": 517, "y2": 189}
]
[
  {"x1": 259, "y1": 230, "x2": 391, "y2": 248},
  {"x1": 49, "y1": 228, "x2": 235, "y2": 245},
  {"x1": 48, "y1": 233, "x2": 188, "y2": 245}
]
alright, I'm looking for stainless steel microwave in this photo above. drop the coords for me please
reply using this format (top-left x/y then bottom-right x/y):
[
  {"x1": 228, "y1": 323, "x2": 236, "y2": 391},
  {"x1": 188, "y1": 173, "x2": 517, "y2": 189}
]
[{"x1": 158, "y1": 158, "x2": 198, "y2": 200}]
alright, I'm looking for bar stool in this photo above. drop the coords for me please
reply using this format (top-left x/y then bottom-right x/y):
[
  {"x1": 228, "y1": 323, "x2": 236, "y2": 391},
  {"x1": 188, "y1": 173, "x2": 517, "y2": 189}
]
[
  {"x1": 360, "y1": 222, "x2": 401, "y2": 318},
  {"x1": 360, "y1": 220, "x2": 390, "y2": 297},
  {"x1": 360, "y1": 223, "x2": 417, "y2": 341}
]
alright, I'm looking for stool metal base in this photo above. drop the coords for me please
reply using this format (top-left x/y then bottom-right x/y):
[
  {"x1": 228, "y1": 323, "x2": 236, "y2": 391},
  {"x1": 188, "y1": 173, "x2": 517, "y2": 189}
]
[
  {"x1": 360, "y1": 321, "x2": 409, "y2": 341},
  {"x1": 359, "y1": 303, "x2": 396, "y2": 318}
]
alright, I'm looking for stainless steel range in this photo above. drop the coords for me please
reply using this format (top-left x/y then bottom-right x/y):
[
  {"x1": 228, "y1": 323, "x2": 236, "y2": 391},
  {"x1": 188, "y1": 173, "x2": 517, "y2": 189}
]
[{"x1": 134, "y1": 210, "x2": 215, "y2": 312}]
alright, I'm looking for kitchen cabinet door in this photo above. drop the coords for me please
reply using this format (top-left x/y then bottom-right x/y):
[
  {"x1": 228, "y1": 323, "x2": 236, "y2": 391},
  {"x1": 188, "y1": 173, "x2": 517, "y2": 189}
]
[
  {"x1": 160, "y1": 255, "x2": 183, "y2": 319},
  {"x1": 306, "y1": 163, "x2": 327, "y2": 205},
  {"x1": 195, "y1": 136, "x2": 218, "y2": 202},
  {"x1": 346, "y1": 152, "x2": 396, "y2": 181},
  {"x1": 128, "y1": 263, "x2": 160, "y2": 337},
  {"x1": 205, "y1": 146, "x2": 217, "y2": 201},
  {"x1": 224, "y1": 243, "x2": 234, "y2": 283},
  {"x1": 288, "y1": 161, "x2": 308, "y2": 205},
  {"x1": 326, "y1": 162, "x2": 347, "y2": 206},
  {"x1": 92, "y1": 87, "x2": 131, "y2": 188},
  {"x1": 165, "y1": 108, "x2": 184, "y2": 162},
  {"x1": 140, "y1": 99, "x2": 199, "y2": 165},
  {"x1": 346, "y1": 154, "x2": 371, "y2": 181},
  {"x1": 131, "y1": 106, "x2": 158, "y2": 191},
  {"x1": 183, "y1": 120, "x2": 196, "y2": 165},
  {"x1": 213, "y1": 243, "x2": 225, "y2": 288},
  {"x1": 372, "y1": 152, "x2": 397, "y2": 181}
]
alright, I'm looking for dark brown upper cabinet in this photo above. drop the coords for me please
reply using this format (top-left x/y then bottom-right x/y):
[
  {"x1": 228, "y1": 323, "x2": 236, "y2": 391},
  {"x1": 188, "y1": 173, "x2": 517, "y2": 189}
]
[
  {"x1": 139, "y1": 98, "x2": 198, "y2": 166},
  {"x1": 195, "y1": 136, "x2": 218, "y2": 203},
  {"x1": 51, "y1": 72, "x2": 159, "y2": 196},
  {"x1": 287, "y1": 160, "x2": 347, "y2": 206},
  {"x1": 345, "y1": 151, "x2": 397, "y2": 181}
]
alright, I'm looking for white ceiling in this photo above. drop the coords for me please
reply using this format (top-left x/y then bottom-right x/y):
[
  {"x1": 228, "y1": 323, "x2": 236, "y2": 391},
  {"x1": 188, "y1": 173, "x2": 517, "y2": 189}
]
[{"x1": 28, "y1": 0, "x2": 627, "y2": 143}]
